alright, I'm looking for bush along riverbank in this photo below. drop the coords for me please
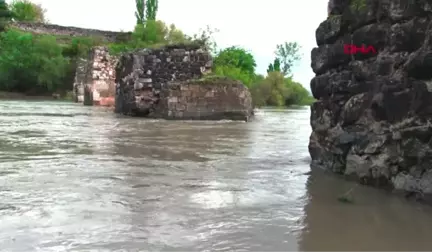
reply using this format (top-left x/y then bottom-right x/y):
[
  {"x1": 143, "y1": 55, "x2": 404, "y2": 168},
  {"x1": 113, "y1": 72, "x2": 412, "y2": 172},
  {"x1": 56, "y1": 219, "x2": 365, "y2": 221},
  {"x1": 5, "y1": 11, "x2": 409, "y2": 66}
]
[{"x1": 0, "y1": 0, "x2": 314, "y2": 107}]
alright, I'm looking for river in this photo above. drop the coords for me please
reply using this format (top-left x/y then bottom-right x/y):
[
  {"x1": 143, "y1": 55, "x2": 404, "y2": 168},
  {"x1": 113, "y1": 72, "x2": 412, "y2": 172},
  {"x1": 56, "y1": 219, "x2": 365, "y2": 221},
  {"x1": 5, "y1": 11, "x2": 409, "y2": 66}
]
[{"x1": 1, "y1": 101, "x2": 432, "y2": 251}]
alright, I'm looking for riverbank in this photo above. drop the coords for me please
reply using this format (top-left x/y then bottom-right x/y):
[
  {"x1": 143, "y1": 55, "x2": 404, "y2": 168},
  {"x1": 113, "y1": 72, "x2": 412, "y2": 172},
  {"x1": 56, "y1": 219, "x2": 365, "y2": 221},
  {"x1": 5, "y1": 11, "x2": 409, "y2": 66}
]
[{"x1": 0, "y1": 91, "x2": 73, "y2": 101}]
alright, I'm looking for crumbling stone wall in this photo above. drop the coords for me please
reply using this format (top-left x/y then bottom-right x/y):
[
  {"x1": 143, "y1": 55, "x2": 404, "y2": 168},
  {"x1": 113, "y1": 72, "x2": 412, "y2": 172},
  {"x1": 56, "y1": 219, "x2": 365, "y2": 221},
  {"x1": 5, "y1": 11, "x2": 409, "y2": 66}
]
[
  {"x1": 115, "y1": 45, "x2": 253, "y2": 121},
  {"x1": 309, "y1": 0, "x2": 432, "y2": 202},
  {"x1": 73, "y1": 46, "x2": 117, "y2": 106},
  {"x1": 11, "y1": 22, "x2": 130, "y2": 42},
  {"x1": 72, "y1": 58, "x2": 88, "y2": 103},
  {"x1": 147, "y1": 79, "x2": 253, "y2": 121}
]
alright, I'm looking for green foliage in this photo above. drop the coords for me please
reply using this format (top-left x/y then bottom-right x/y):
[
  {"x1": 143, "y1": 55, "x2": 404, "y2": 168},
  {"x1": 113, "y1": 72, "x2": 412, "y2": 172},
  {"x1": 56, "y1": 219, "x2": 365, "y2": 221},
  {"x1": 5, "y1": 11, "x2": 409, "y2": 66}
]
[
  {"x1": 214, "y1": 46, "x2": 256, "y2": 75},
  {"x1": 0, "y1": 0, "x2": 11, "y2": 31},
  {"x1": 0, "y1": 0, "x2": 313, "y2": 107},
  {"x1": 275, "y1": 42, "x2": 301, "y2": 76},
  {"x1": 267, "y1": 58, "x2": 281, "y2": 73},
  {"x1": 135, "y1": 0, "x2": 158, "y2": 23},
  {"x1": 211, "y1": 42, "x2": 313, "y2": 107},
  {"x1": 108, "y1": 20, "x2": 192, "y2": 55},
  {"x1": 212, "y1": 46, "x2": 257, "y2": 88},
  {"x1": 350, "y1": 0, "x2": 366, "y2": 11},
  {"x1": 61, "y1": 37, "x2": 101, "y2": 57},
  {"x1": 0, "y1": 29, "x2": 68, "y2": 92},
  {"x1": 284, "y1": 78, "x2": 314, "y2": 106},
  {"x1": 249, "y1": 73, "x2": 313, "y2": 107},
  {"x1": 260, "y1": 71, "x2": 286, "y2": 106},
  {"x1": 9, "y1": 0, "x2": 46, "y2": 23},
  {"x1": 146, "y1": 0, "x2": 158, "y2": 21},
  {"x1": 135, "y1": 0, "x2": 145, "y2": 24},
  {"x1": 213, "y1": 66, "x2": 254, "y2": 87}
]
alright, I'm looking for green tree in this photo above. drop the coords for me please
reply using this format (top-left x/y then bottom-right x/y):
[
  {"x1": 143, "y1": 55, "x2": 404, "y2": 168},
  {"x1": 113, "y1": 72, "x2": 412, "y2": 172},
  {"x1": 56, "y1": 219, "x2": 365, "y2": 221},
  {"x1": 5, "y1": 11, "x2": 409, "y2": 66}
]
[
  {"x1": 275, "y1": 42, "x2": 301, "y2": 76},
  {"x1": 0, "y1": 0, "x2": 12, "y2": 31},
  {"x1": 212, "y1": 46, "x2": 257, "y2": 87},
  {"x1": 166, "y1": 24, "x2": 187, "y2": 43},
  {"x1": 284, "y1": 78, "x2": 314, "y2": 105},
  {"x1": 267, "y1": 58, "x2": 281, "y2": 73},
  {"x1": 0, "y1": 30, "x2": 68, "y2": 93},
  {"x1": 214, "y1": 46, "x2": 256, "y2": 75},
  {"x1": 132, "y1": 20, "x2": 169, "y2": 44},
  {"x1": 263, "y1": 71, "x2": 287, "y2": 106},
  {"x1": 250, "y1": 72, "x2": 286, "y2": 107},
  {"x1": 135, "y1": 0, "x2": 145, "y2": 24},
  {"x1": 146, "y1": 0, "x2": 158, "y2": 21},
  {"x1": 9, "y1": 0, "x2": 46, "y2": 23}
]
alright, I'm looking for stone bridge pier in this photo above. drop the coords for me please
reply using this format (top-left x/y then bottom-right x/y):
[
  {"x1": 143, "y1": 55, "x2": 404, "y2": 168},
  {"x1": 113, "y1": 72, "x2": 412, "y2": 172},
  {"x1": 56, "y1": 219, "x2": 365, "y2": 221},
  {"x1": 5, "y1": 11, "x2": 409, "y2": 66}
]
[{"x1": 73, "y1": 46, "x2": 117, "y2": 107}]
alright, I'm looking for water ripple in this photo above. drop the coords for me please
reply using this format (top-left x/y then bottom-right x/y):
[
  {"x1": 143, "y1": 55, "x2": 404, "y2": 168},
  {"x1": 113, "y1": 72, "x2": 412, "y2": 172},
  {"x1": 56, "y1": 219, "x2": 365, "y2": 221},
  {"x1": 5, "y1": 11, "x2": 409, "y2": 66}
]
[{"x1": 1, "y1": 101, "x2": 432, "y2": 251}]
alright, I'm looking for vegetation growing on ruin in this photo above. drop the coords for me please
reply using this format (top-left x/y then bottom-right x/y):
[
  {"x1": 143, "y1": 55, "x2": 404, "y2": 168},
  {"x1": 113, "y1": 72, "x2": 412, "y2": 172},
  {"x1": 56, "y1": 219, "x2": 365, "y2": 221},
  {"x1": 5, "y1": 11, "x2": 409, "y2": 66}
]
[
  {"x1": 0, "y1": 0, "x2": 314, "y2": 106},
  {"x1": 190, "y1": 76, "x2": 242, "y2": 85},
  {"x1": 350, "y1": 0, "x2": 366, "y2": 12}
]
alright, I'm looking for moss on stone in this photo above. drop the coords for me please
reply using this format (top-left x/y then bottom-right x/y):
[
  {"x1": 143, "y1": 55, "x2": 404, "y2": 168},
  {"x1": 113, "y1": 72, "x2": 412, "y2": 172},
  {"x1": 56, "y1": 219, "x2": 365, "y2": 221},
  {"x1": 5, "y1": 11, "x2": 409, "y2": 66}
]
[
  {"x1": 328, "y1": 14, "x2": 341, "y2": 18},
  {"x1": 328, "y1": 14, "x2": 342, "y2": 20},
  {"x1": 190, "y1": 75, "x2": 242, "y2": 86},
  {"x1": 350, "y1": 0, "x2": 367, "y2": 11}
]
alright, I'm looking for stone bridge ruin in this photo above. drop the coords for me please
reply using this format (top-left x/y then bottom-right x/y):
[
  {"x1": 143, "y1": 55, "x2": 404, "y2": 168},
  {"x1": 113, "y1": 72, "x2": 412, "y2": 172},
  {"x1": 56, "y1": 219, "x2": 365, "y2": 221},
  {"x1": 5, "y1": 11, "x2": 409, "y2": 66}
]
[{"x1": 13, "y1": 22, "x2": 254, "y2": 121}]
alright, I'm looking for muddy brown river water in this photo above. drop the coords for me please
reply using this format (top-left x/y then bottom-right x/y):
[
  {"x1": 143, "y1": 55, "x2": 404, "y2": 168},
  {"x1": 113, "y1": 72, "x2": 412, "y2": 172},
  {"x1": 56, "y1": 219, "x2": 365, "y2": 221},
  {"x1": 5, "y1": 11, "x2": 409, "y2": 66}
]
[{"x1": 1, "y1": 101, "x2": 432, "y2": 251}]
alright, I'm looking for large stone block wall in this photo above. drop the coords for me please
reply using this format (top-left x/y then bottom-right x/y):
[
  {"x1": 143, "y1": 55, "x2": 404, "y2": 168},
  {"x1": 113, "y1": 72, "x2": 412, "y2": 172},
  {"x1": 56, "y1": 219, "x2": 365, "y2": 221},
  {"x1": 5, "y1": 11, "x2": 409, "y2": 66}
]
[
  {"x1": 115, "y1": 45, "x2": 253, "y2": 121},
  {"x1": 73, "y1": 46, "x2": 117, "y2": 106},
  {"x1": 11, "y1": 22, "x2": 131, "y2": 42},
  {"x1": 309, "y1": 0, "x2": 432, "y2": 202},
  {"x1": 148, "y1": 79, "x2": 253, "y2": 121}
]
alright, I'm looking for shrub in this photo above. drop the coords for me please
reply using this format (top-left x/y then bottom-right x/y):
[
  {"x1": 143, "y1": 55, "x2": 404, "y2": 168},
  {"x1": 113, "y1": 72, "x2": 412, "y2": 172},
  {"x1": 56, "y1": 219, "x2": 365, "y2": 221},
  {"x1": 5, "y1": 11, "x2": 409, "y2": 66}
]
[
  {"x1": 9, "y1": 0, "x2": 46, "y2": 23},
  {"x1": 213, "y1": 66, "x2": 254, "y2": 87},
  {"x1": 284, "y1": 78, "x2": 315, "y2": 105},
  {"x1": 0, "y1": 0, "x2": 12, "y2": 31},
  {"x1": 108, "y1": 20, "x2": 191, "y2": 55},
  {"x1": 0, "y1": 29, "x2": 68, "y2": 93},
  {"x1": 213, "y1": 46, "x2": 256, "y2": 75}
]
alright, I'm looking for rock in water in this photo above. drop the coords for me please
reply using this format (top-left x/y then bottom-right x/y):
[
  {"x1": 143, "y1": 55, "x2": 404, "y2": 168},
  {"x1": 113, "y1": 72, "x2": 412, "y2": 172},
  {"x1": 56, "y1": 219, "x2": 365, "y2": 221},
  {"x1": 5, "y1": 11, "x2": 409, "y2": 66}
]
[
  {"x1": 114, "y1": 45, "x2": 254, "y2": 121},
  {"x1": 310, "y1": 0, "x2": 432, "y2": 203}
]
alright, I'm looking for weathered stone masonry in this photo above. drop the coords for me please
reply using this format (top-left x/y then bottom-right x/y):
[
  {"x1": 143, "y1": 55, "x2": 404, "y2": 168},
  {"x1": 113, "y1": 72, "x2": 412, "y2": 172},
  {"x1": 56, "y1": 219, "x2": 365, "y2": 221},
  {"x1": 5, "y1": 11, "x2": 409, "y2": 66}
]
[
  {"x1": 12, "y1": 22, "x2": 128, "y2": 106},
  {"x1": 115, "y1": 45, "x2": 253, "y2": 121},
  {"x1": 145, "y1": 79, "x2": 253, "y2": 121},
  {"x1": 11, "y1": 22, "x2": 131, "y2": 42},
  {"x1": 310, "y1": 0, "x2": 432, "y2": 202},
  {"x1": 73, "y1": 47, "x2": 117, "y2": 106},
  {"x1": 19, "y1": 22, "x2": 254, "y2": 117}
]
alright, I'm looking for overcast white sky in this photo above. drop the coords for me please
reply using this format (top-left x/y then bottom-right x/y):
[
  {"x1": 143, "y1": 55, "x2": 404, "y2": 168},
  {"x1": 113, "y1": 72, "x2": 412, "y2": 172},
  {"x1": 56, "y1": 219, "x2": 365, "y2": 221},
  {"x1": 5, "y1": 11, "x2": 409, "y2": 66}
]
[{"x1": 11, "y1": 0, "x2": 328, "y2": 90}]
